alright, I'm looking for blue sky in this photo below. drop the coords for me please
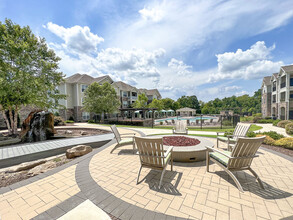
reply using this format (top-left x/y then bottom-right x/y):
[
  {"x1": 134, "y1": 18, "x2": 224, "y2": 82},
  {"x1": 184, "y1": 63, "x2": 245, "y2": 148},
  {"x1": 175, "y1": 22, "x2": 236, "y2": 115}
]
[{"x1": 1, "y1": 0, "x2": 293, "y2": 101}]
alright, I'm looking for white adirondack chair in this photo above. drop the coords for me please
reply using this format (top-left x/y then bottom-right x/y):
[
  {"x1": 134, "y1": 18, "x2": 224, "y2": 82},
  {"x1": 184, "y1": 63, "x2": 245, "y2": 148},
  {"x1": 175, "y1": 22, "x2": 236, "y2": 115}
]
[
  {"x1": 135, "y1": 136, "x2": 173, "y2": 189},
  {"x1": 217, "y1": 123, "x2": 251, "y2": 151},
  {"x1": 206, "y1": 136, "x2": 265, "y2": 192},
  {"x1": 110, "y1": 125, "x2": 136, "y2": 153},
  {"x1": 172, "y1": 120, "x2": 188, "y2": 135}
]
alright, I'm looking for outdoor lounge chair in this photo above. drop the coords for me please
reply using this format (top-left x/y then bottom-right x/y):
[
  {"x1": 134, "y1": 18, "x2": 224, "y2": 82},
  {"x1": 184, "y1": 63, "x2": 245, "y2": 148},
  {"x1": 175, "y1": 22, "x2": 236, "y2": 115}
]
[
  {"x1": 135, "y1": 136, "x2": 173, "y2": 189},
  {"x1": 206, "y1": 136, "x2": 265, "y2": 192},
  {"x1": 216, "y1": 123, "x2": 251, "y2": 151},
  {"x1": 173, "y1": 120, "x2": 188, "y2": 134},
  {"x1": 110, "y1": 125, "x2": 136, "y2": 153}
]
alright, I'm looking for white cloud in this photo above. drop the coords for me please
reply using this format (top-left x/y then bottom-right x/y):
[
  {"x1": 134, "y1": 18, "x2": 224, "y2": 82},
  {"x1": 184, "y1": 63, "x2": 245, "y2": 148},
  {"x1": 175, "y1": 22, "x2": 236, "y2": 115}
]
[
  {"x1": 168, "y1": 58, "x2": 192, "y2": 76},
  {"x1": 45, "y1": 22, "x2": 104, "y2": 54},
  {"x1": 139, "y1": 7, "x2": 164, "y2": 22},
  {"x1": 209, "y1": 41, "x2": 284, "y2": 82}
]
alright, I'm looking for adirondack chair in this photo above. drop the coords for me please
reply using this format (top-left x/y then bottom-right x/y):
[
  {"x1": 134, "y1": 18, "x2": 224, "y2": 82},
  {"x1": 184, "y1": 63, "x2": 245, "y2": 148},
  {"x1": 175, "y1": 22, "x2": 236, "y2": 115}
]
[
  {"x1": 135, "y1": 136, "x2": 173, "y2": 189},
  {"x1": 110, "y1": 125, "x2": 136, "y2": 153},
  {"x1": 206, "y1": 136, "x2": 265, "y2": 192},
  {"x1": 172, "y1": 120, "x2": 188, "y2": 134},
  {"x1": 217, "y1": 123, "x2": 251, "y2": 151}
]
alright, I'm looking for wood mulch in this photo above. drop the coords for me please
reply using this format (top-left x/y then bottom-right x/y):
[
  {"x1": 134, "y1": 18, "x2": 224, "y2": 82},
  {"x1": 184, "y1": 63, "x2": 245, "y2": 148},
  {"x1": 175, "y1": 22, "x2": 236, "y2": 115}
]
[{"x1": 261, "y1": 144, "x2": 293, "y2": 158}]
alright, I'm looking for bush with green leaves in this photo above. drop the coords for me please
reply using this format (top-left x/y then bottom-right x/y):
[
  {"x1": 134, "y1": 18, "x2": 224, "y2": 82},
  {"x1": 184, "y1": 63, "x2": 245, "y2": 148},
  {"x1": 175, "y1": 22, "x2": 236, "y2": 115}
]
[
  {"x1": 54, "y1": 116, "x2": 65, "y2": 126},
  {"x1": 272, "y1": 119, "x2": 281, "y2": 126},
  {"x1": 274, "y1": 137, "x2": 293, "y2": 149},
  {"x1": 65, "y1": 120, "x2": 74, "y2": 123},
  {"x1": 285, "y1": 122, "x2": 293, "y2": 135},
  {"x1": 252, "y1": 117, "x2": 262, "y2": 123},
  {"x1": 277, "y1": 120, "x2": 292, "y2": 128},
  {"x1": 223, "y1": 131, "x2": 233, "y2": 137},
  {"x1": 261, "y1": 131, "x2": 284, "y2": 140},
  {"x1": 246, "y1": 131, "x2": 256, "y2": 137},
  {"x1": 87, "y1": 120, "x2": 95, "y2": 124},
  {"x1": 253, "y1": 113, "x2": 262, "y2": 117},
  {"x1": 68, "y1": 116, "x2": 75, "y2": 121},
  {"x1": 257, "y1": 119, "x2": 274, "y2": 124},
  {"x1": 256, "y1": 134, "x2": 275, "y2": 145},
  {"x1": 222, "y1": 120, "x2": 232, "y2": 126}
]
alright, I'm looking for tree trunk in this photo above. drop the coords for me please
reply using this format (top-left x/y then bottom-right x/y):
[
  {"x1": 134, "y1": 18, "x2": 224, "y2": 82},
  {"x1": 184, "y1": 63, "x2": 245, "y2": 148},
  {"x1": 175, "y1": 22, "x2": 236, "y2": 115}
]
[
  {"x1": 0, "y1": 106, "x2": 12, "y2": 135},
  {"x1": 13, "y1": 106, "x2": 18, "y2": 134},
  {"x1": 8, "y1": 107, "x2": 15, "y2": 135}
]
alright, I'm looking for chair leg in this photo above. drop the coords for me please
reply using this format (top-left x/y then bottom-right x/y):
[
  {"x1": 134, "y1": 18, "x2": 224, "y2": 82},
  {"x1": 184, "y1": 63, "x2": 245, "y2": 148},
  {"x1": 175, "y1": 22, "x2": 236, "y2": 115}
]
[
  {"x1": 248, "y1": 168, "x2": 265, "y2": 189},
  {"x1": 159, "y1": 167, "x2": 167, "y2": 189},
  {"x1": 217, "y1": 138, "x2": 219, "y2": 148},
  {"x1": 206, "y1": 151, "x2": 210, "y2": 172},
  {"x1": 110, "y1": 144, "x2": 119, "y2": 154},
  {"x1": 171, "y1": 154, "x2": 173, "y2": 171},
  {"x1": 133, "y1": 141, "x2": 136, "y2": 154},
  {"x1": 225, "y1": 169, "x2": 244, "y2": 193},
  {"x1": 137, "y1": 165, "x2": 143, "y2": 184}
]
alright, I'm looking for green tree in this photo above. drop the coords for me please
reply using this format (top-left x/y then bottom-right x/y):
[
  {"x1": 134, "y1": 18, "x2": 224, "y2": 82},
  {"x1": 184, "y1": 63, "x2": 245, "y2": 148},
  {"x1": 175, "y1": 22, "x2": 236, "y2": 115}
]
[
  {"x1": 161, "y1": 98, "x2": 174, "y2": 110},
  {"x1": 177, "y1": 95, "x2": 200, "y2": 110},
  {"x1": 83, "y1": 82, "x2": 119, "y2": 122},
  {"x1": 133, "y1": 93, "x2": 148, "y2": 108},
  {"x1": 148, "y1": 98, "x2": 164, "y2": 110},
  {"x1": 0, "y1": 19, "x2": 65, "y2": 135}
]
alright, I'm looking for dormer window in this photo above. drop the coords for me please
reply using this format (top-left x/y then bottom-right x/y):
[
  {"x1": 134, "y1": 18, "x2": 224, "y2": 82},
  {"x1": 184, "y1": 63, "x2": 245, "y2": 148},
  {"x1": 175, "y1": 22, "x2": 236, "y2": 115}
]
[{"x1": 81, "y1": 84, "x2": 88, "y2": 92}]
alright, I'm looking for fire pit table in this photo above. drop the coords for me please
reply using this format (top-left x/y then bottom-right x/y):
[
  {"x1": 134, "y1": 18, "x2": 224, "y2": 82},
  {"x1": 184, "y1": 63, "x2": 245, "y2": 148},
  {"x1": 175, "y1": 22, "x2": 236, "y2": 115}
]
[{"x1": 158, "y1": 135, "x2": 214, "y2": 162}]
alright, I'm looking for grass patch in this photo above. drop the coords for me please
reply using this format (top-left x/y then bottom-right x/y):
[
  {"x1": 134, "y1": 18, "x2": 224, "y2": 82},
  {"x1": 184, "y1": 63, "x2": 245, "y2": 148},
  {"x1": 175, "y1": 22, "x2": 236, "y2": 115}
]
[{"x1": 90, "y1": 123, "x2": 262, "y2": 133}]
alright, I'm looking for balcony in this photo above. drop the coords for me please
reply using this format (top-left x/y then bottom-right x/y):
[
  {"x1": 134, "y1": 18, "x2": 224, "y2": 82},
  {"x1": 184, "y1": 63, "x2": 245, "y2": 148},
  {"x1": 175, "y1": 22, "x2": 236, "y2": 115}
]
[
  {"x1": 281, "y1": 82, "x2": 286, "y2": 88},
  {"x1": 273, "y1": 87, "x2": 276, "y2": 92}
]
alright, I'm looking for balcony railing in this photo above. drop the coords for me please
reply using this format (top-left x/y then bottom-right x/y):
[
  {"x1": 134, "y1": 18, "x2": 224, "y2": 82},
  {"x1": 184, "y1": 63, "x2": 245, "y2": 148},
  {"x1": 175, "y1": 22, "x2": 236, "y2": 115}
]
[
  {"x1": 273, "y1": 87, "x2": 276, "y2": 91},
  {"x1": 281, "y1": 82, "x2": 286, "y2": 88}
]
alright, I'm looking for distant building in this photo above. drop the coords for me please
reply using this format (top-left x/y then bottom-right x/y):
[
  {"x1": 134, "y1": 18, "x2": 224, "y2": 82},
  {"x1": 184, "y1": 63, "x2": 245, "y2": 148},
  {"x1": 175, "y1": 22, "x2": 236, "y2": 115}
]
[
  {"x1": 261, "y1": 64, "x2": 293, "y2": 120},
  {"x1": 176, "y1": 107, "x2": 196, "y2": 117},
  {"x1": 58, "y1": 73, "x2": 161, "y2": 121},
  {"x1": 220, "y1": 110, "x2": 234, "y2": 116}
]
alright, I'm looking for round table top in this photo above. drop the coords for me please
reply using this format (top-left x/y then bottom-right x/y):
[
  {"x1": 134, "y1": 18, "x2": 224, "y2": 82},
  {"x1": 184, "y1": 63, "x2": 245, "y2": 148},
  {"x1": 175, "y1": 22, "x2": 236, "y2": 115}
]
[{"x1": 154, "y1": 135, "x2": 214, "y2": 152}]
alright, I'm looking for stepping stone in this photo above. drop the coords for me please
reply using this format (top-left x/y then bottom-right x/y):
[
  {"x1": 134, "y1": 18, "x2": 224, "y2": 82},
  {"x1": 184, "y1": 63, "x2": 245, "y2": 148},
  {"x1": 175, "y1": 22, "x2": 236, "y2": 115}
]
[{"x1": 58, "y1": 199, "x2": 111, "y2": 220}]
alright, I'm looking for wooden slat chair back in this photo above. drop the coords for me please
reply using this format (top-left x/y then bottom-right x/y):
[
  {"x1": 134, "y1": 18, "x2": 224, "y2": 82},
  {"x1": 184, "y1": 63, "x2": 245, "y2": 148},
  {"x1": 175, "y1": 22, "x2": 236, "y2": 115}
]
[
  {"x1": 228, "y1": 136, "x2": 263, "y2": 169},
  {"x1": 206, "y1": 136, "x2": 265, "y2": 192},
  {"x1": 110, "y1": 125, "x2": 135, "y2": 153},
  {"x1": 135, "y1": 136, "x2": 173, "y2": 189},
  {"x1": 233, "y1": 123, "x2": 251, "y2": 139},
  {"x1": 173, "y1": 120, "x2": 188, "y2": 134}
]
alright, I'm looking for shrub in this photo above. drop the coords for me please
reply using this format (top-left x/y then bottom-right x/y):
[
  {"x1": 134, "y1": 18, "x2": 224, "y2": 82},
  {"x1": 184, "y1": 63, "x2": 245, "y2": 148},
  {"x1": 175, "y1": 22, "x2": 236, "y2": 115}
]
[
  {"x1": 252, "y1": 117, "x2": 262, "y2": 123},
  {"x1": 222, "y1": 120, "x2": 232, "y2": 126},
  {"x1": 273, "y1": 119, "x2": 281, "y2": 126},
  {"x1": 274, "y1": 137, "x2": 293, "y2": 149},
  {"x1": 241, "y1": 116, "x2": 253, "y2": 122},
  {"x1": 264, "y1": 116, "x2": 272, "y2": 120},
  {"x1": 277, "y1": 120, "x2": 292, "y2": 128},
  {"x1": 65, "y1": 120, "x2": 74, "y2": 123},
  {"x1": 160, "y1": 121, "x2": 163, "y2": 125},
  {"x1": 247, "y1": 131, "x2": 256, "y2": 137},
  {"x1": 253, "y1": 113, "x2": 262, "y2": 117},
  {"x1": 88, "y1": 120, "x2": 95, "y2": 124},
  {"x1": 256, "y1": 134, "x2": 275, "y2": 145},
  {"x1": 54, "y1": 112, "x2": 60, "y2": 116},
  {"x1": 261, "y1": 131, "x2": 284, "y2": 140},
  {"x1": 54, "y1": 116, "x2": 65, "y2": 126},
  {"x1": 257, "y1": 119, "x2": 274, "y2": 124},
  {"x1": 285, "y1": 122, "x2": 293, "y2": 135},
  {"x1": 223, "y1": 131, "x2": 233, "y2": 137}
]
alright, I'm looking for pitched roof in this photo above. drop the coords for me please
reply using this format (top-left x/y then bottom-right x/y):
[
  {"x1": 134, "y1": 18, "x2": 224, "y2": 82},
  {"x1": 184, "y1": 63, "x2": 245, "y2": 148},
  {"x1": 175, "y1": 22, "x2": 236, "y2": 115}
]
[
  {"x1": 262, "y1": 76, "x2": 271, "y2": 86},
  {"x1": 112, "y1": 81, "x2": 137, "y2": 91},
  {"x1": 281, "y1": 64, "x2": 293, "y2": 73},
  {"x1": 65, "y1": 73, "x2": 112, "y2": 84},
  {"x1": 176, "y1": 107, "x2": 196, "y2": 112}
]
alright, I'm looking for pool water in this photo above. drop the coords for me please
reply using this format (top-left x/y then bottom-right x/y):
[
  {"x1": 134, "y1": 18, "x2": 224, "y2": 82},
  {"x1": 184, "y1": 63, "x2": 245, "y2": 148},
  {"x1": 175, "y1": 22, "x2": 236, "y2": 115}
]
[{"x1": 155, "y1": 116, "x2": 216, "y2": 122}]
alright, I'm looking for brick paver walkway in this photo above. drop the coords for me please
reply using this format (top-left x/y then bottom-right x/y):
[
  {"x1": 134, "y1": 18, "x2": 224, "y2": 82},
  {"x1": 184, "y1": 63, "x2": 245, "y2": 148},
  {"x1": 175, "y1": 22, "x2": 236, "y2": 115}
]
[{"x1": 0, "y1": 125, "x2": 293, "y2": 220}]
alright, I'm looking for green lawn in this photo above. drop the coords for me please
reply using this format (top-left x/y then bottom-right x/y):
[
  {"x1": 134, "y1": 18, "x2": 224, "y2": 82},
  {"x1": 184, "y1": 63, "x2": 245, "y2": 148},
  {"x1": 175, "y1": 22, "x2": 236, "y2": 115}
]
[{"x1": 89, "y1": 123, "x2": 262, "y2": 133}]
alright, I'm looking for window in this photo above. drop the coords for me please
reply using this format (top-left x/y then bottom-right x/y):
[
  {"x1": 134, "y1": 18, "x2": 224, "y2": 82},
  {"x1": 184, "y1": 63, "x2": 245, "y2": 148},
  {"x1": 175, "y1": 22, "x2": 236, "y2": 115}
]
[
  {"x1": 273, "y1": 95, "x2": 276, "y2": 103},
  {"x1": 82, "y1": 112, "x2": 90, "y2": 120},
  {"x1": 122, "y1": 91, "x2": 128, "y2": 97},
  {"x1": 290, "y1": 78, "x2": 293, "y2": 86},
  {"x1": 290, "y1": 92, "x2": 293, "y2": 99},
  {"x1": 273, "y1": 82, "x2": 276, "y2": 91},
  {"x1": 122, "y1": 101, "x2": 128, "y2": 107},
  {"x1": 281, "y1": 92, "x2": 286, "y2": 101},
  {"x1": 81, "y1": 85, "x2": 88, "y2": 92}
]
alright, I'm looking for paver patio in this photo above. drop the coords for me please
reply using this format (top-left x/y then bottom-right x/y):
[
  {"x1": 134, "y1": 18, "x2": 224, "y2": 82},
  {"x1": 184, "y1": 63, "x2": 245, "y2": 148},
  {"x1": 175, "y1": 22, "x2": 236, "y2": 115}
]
[{"x1": 1, "y1": 125, "x2": 293, "y2": 220}]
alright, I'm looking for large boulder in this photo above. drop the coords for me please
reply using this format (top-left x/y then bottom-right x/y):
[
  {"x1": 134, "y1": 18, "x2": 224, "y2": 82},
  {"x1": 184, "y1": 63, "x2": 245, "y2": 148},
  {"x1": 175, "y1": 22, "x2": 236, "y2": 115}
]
[
  {"x1": 20, "y1": 111, "x2": 55, "y2": 142},
  {"x1": 66, "y1": 145, "x2": 92, "y2": 159},
  {"x1": 7, "y1": 159, "x2": 47, "y2": 173}
]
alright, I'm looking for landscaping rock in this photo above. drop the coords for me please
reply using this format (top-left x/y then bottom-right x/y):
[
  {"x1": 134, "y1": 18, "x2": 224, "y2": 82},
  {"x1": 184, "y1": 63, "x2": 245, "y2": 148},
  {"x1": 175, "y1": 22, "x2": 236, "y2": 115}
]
[
  {"x1": 66, "y1": 145, "x2": 92, "y2": 159},
  {"x1": 28, "y1": 161, "x2": 56, "y2": 176},
  {"x1": 65, "y1": 130, "x2": 73, "y2": 135},
  {"x1": 7, "y1": 159, "x2": 46, "y2": 173},
  {"x1": 80, "y1": 131, "x2": 88, "y2": 135}
]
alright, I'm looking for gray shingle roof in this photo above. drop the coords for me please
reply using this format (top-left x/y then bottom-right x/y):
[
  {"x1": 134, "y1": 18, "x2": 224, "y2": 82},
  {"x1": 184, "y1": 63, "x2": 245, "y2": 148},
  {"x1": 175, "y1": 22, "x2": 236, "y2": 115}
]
[
  {"x1": 65, "y1": 73, "x2": 111, "y2": 84},
  {"x1": 281, "y1": 64, "x2": 293, "y2": 73},
  {"x1": 112, "y1": 81, "x2": 137, "y2": 91},
  {"x1": 263, "y1": 76, "x2": 271, "y2": 86}
]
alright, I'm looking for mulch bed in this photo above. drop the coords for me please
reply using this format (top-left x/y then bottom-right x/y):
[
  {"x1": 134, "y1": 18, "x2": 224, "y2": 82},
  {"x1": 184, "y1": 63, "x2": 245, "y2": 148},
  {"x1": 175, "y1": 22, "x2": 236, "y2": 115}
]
[
  {"x1": 163, "y1": 136, "x2": 200, "y2": 147},
  {"x1": 261, "y1": 144, "x2": 293, "y2": 158}
]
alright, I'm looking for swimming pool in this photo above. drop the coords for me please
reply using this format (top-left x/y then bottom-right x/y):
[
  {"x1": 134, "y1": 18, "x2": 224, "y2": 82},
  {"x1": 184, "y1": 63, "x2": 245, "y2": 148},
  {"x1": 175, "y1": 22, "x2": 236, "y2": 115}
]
[{"x1": 155, "y1": 116, "x2": 217, "y2": 122}]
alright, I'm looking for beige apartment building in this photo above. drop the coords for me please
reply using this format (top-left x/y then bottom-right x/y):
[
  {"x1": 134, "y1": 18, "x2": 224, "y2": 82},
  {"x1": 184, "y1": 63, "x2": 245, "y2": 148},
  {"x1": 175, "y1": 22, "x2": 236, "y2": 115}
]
[
  {"x1": 261, "y1": 65, "x2": 293, "y2": 120},
  {"x1": 58, "y1": 73, "x2": 161, "y2": 121}
]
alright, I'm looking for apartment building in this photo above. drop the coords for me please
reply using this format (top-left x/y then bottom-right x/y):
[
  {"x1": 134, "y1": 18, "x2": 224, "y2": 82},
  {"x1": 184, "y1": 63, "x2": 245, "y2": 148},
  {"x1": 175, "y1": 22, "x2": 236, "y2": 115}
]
[
  {"x1": 261, "y1": 65, "x2": 293, "y2": 120},
  {"x1": 58, "y1": 73, "x2": 161, "y2": 121}
]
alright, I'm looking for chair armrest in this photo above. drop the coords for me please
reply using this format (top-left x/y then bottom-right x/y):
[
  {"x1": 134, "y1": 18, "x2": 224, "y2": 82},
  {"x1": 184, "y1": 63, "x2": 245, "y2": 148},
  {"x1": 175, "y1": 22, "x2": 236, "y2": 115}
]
[
  {"x1": 205, "y1": 146, "x2": 232, "y2": 158},
  {"x1": 216, "y1": 132, "x2": 225, "y2": 136},
  {"x1": 121, "y1": 135, "x2": 135, "y2": 139},
  {"x1": 164, "y1": 146, "x2": 174, "y2": 157},
  {"x1": 226, "y1": 135, "x2": 233, "y2": 138}
]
